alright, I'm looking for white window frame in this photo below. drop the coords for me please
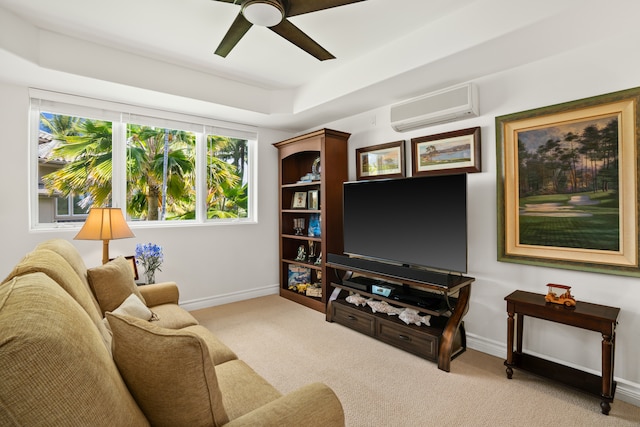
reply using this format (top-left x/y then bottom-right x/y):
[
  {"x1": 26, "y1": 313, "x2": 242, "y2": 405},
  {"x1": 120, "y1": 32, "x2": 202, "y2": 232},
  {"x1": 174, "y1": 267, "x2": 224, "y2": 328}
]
[{"x1": 29, "y1": 89, "x2": 258, "y2": 231}]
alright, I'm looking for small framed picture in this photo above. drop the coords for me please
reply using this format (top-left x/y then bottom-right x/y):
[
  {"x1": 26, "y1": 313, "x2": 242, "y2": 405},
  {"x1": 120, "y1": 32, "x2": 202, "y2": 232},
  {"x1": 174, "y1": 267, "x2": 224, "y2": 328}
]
[
  {"x1": 356, "y1": 140, "x2": 405, "y2": 180},
  {"x1": 411, "y1": 127, "x2": 481, "y2": 176},
  {"x1": 308, "y1": 190, "x2": 319, "y2": 210},
  {"x1": 292, "y1": 191, "x2": 307, "y2": 209}
]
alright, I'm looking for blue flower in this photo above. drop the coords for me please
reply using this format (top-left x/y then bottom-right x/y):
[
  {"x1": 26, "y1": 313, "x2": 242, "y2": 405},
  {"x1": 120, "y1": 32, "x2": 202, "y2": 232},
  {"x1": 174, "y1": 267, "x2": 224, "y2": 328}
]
[{"x1": 135, "y1": 243, "x2": 164, "y2": 274}]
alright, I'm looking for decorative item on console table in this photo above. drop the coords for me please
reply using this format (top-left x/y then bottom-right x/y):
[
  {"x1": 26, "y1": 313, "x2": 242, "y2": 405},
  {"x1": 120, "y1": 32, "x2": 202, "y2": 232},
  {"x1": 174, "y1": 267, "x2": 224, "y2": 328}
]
[{"x1": 274, "y1": 129, "x2": 349, "y2": 313}]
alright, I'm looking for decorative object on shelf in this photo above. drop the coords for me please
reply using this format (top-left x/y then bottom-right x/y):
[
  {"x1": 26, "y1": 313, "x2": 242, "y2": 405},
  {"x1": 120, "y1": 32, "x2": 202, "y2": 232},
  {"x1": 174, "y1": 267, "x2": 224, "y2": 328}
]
[
  {"x1": 399, "y1": 308, "x2": 431, "y2": 326},
  {"x1": 346, "y1": 293, "x2": 368, "y2": 306},
  {"x1": 356, "y1": 140, "x2": 405, "y2": 180},
  {"x1": 307, "y1": 240, "x2": 316, "y2": 262},
  {"x1": 287, "y1": 265, "x2": 311, "y2": 292},
  {"x1": 74, "y1": 207, "x2": 135, "y2": 264},
  {"x1": 411, "y1": 126, "x2": 481, "y2": 176},
  {"x1": 314, "y1": 252, "x2": 322, "y2": 266},
  {"x1": 291, "y1": 191, "x2": 307, "y2": 209},
  {"x1": 366, "y1": 300, "x2": 404, "y2": 315},
  {"x1": 295, "y1": 245, "x2": 306, "y2": 261},
  {"x1": 544, "y1": 283, "x2": 576, "y2": 307},
  {"x1": 305, "y1": 285, "x2": 322, "y2": 298},
  {"x1": 311, "y1": 156, "x2": 321, "y2": 180},
  {"x1": 135, "y1": 243, "x2": 163, "y2": 285},
  {"x1": 308, "y1": 214, "x2": 321, "y2": 237},
  {"x1": 307, "y1": 189, "x2": 319, "y2": 210},
  {"x1": 497, "y1": 87, "x2": 640, "y2": 277},
  {"x1": 293, "y1": 218, "x2": 305, "y2": 236}
]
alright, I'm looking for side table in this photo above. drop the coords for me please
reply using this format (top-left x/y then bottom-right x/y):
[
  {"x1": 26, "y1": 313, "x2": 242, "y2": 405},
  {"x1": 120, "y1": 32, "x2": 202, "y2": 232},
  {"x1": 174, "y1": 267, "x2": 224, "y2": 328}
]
[{"x1": 504, "y1": 290, "x2": 620, "y2": 415}]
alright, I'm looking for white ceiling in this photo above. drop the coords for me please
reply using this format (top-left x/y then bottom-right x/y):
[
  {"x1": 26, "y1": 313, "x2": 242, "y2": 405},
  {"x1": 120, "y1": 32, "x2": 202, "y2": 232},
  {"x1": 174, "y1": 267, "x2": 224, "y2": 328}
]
[{"x1": 0, "y1": 0, "x2": 638, "y2": 132}]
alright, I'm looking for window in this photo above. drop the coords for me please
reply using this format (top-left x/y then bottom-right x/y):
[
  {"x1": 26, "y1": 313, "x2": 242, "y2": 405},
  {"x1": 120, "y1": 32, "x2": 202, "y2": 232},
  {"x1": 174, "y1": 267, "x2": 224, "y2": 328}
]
[{"x1": 31, "y1": 91, "x2": 256, "y2": 229}]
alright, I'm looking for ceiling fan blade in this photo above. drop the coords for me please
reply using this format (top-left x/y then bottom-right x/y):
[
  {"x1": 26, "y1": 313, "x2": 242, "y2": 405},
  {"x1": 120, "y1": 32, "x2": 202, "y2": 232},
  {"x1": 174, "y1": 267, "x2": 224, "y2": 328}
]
[
  {"x1": 270, "y1": 19, "x2": 335, "y2": 61},
  {"x1": 212, "y1": 0, "x2": 239, "y2": 3},
  {"x1": 215, "y1": 12, "x2": 253, "y2": 57},
  {"x1": 287, "y1": 0, "x2": 367, "y2": 17}
]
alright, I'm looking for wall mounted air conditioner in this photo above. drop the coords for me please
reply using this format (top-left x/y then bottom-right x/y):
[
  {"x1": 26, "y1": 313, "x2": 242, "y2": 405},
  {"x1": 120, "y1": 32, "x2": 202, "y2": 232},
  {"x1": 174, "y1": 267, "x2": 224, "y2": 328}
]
[{"x1": 390, "y1": 83, "x2": 478, "y2": 132}]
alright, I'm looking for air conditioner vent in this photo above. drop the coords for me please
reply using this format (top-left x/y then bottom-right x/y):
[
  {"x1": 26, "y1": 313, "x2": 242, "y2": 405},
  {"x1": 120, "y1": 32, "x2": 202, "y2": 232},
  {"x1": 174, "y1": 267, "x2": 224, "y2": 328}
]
[{"x1": 391, "y1": 83, "x2": 478, "y2": 132}]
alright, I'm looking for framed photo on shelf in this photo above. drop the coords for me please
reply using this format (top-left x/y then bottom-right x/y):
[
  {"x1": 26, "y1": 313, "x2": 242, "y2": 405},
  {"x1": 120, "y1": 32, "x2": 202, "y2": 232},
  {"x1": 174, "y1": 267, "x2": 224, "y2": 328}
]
[
  {"x1": 496, "y1": 87, "x2": 640, "y2": 277},
  {"x1": 291, "y1": 191, "x2": 307, "y2": 209},
  {"x1": 356, "y1": 140, "x2": 405, "y2": 180},
  {"x1": 411, "y1": 127, "x2": 481, "y2": 176},
  {"x1": 308, "y1": 190, "x2": 319, "y2": 210}
]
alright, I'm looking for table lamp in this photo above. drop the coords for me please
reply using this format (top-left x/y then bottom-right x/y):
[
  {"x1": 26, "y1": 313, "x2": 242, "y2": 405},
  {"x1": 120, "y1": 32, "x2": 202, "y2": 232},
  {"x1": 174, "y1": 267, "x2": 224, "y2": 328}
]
[{"x1": 74, "y1": 207, "x2": 135, "y2": 264}]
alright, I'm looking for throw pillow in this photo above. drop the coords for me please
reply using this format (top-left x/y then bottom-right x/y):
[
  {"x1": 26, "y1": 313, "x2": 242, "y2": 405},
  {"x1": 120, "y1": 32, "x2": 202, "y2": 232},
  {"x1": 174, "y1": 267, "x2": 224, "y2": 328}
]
[
  {"x1": 111, "y1": 293, "x2": 158, "y2": 321},
  {"x1": 106, "y1": 312, "x2": 229, "y2": 427},
  {"x1": 87, "y1": 256, "x2": 146, "y2": 315}
]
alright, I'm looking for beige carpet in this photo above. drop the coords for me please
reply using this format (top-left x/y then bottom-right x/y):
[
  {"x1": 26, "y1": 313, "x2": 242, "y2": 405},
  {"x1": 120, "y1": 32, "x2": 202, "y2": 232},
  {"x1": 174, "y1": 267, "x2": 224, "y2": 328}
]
[{"x1": 191, "y1": 295, "x2": 640, "y2": 426}]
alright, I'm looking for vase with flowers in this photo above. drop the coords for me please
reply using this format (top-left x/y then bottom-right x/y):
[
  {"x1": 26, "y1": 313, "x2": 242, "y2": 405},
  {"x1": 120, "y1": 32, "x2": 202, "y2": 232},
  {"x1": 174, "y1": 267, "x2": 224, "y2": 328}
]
[{"x1": 135, "y1": 243, "x2": 163, "y2": 284}]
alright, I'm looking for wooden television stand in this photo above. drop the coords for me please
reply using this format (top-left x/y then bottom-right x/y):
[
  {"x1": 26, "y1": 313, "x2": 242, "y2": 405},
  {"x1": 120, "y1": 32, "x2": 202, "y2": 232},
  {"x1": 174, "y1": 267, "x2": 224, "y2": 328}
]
[{"x1": 326, "y1": 254, "x2": 474, "y2": 372}]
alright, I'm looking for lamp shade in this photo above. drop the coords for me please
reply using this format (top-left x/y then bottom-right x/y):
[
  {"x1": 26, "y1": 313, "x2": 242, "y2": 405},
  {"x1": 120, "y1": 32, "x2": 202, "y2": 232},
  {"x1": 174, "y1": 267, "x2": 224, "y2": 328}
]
[{"x1": 75, "y1": 208, "x2": 134, "y2": 241}]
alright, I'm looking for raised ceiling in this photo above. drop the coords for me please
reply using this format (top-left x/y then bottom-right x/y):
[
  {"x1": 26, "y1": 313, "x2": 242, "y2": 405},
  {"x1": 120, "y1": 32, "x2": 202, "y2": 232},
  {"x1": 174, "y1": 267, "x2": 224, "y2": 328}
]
[{"x1": 0, "y1": 0, "x2": 638, "y2": 131}]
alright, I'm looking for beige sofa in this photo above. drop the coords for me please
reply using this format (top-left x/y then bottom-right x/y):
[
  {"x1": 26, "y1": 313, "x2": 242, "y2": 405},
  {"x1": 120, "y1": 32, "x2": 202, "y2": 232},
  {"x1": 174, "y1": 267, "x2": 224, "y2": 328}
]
[{"x1": 0, "y1": 239, "x2": 344, "y2": 426}]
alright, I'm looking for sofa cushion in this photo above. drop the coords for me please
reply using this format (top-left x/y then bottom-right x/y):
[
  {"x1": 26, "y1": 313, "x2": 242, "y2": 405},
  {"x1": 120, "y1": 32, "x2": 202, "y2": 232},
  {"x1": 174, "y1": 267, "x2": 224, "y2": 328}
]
[
  {"x1": 106, "y1": 312, "x2": 229, "y2": 427},
  {"x1": 0, "y1": 273, "x2": 148, "y2": 427},
  {"x1": 88, "y1": 256, "x2": 147, "y2": 315},
  {"x1": 2, "y1": 248, "x2": 112, "y2": 352},
  {"x1": 35, "y1": 238, "x2": 91, "y2": 288},
  {"x1": 182, "y1": 325, "x2": 238, "y2": 365},
  {"x1": 148, "y1": 303, "x2": 199, "y2": 328},
  {"x1": 215, "y1": 359, "x2": 283, "y2": 421}
]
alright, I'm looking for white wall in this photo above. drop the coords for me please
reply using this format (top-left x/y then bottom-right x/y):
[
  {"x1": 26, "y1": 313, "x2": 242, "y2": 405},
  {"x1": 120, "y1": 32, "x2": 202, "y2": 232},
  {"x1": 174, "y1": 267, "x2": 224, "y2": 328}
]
[
  {"x1": 317, "y1": 30, "x2": 640, "y2": 404},
  {"x1": 0, "y1": 81, "x2": 291, "y2": 309},
  {"x1": 2, "y1": 14, "x2": 640, "y2": 407}
]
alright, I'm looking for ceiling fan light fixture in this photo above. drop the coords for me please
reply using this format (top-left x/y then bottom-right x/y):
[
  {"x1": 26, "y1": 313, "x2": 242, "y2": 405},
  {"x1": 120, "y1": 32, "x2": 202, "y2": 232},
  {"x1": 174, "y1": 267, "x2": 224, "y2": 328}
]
[{"x1": 242, "y1": 0, "x2": 284, "y2": 27}]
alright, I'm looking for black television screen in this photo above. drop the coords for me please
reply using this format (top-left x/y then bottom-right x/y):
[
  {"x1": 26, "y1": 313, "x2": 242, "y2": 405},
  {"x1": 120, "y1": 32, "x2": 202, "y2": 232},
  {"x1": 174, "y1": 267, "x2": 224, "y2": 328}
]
[{"x1": 343, "y1": 173, "x2": 467, "y2": 273}]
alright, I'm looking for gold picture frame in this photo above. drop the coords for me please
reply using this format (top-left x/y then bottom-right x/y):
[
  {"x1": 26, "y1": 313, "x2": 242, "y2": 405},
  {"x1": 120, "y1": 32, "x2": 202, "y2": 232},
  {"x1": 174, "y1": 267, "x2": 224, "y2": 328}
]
[
  {"x1": 308, "y1": 190, "x2": 319, "y2": 210},
  {"x1": 356, "y1": 141, "x2": 405, "y2": 180},
  {"x1": 496, "y1": 87, "x2": 640, "y2": 276},
  {"x1": 291, "y1": 191, "x2": 307, "y2": 209}
]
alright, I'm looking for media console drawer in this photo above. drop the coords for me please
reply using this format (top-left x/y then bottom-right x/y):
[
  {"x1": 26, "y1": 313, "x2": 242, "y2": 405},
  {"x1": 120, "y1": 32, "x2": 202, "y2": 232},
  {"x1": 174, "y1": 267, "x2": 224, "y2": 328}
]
[
  {"x1": 332, "y1": 301, "x2": 375, "y2": 336},
  {"x1": 377, "y1": 318, "x2": 438, "y2": 361}
]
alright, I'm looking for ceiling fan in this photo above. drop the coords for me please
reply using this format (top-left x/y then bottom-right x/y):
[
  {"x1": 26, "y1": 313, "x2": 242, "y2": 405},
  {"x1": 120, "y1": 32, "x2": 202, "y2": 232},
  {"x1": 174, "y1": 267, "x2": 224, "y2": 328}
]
[{"x1": 213, "y1": 0, "x2": 367, "y2": 61}]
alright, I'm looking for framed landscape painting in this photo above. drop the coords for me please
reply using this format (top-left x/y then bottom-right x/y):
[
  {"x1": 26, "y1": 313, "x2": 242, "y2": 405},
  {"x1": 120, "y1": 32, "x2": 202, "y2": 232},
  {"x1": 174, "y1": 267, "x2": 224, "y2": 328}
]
[
  {"x1": 356, "y1": 141, "x2": 405, "y2": 180},
  {"x1": 496, "y1": 87, "x2": 640, "y2": 276},
  {"x1": 411, "y1": 127, "x2": 481, "y2": 176}
]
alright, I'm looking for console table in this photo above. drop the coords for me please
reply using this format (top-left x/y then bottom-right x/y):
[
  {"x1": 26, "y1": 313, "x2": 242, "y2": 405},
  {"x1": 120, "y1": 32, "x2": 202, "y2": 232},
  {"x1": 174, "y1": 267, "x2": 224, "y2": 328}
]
[{"x1": 504, "y1": 290, "x2": 620, "y2": 415}]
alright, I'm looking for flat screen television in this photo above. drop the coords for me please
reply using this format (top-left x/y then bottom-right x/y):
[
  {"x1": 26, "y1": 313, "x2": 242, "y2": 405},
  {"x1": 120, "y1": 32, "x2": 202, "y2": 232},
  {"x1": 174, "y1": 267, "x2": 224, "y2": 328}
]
[{"x1": 342, "y1": 173, "x2": 467, "y2": 274}]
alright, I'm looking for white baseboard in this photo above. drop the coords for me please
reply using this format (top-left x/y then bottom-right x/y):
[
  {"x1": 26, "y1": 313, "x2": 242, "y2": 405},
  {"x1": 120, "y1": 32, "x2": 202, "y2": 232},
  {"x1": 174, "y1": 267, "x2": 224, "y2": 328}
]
[
  {"x1": 180, "y1": 284, "x2": 279, "y2": 312},
  {"x1": 466, "y1": 332, "x2": 640, "y2": 408}
]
